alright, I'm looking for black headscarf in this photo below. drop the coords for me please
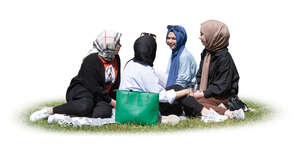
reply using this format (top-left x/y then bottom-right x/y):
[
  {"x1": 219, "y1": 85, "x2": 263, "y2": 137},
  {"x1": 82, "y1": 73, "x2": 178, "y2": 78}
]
[{"x1": 133, "y1": 35, "x2": 157, "y2": 67}]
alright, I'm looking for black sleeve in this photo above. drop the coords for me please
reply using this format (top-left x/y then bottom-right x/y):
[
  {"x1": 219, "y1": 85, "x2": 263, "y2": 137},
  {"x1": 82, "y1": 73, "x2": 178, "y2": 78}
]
[
  {"x1": 203, "y1": 56, "x2": 233, "y2": 98},
  {"x1": 80, "y1": 54, "x2": 111, "y2": 103},
  {"x1": 230, "y1": 57, "x2": 240, "y2": 96},
  {"x1": 196, "y1": 62, "x2": 203, "y2": 86},
  {"x1": 196, "y1": 50, "x2": 206, "y2": 85},
  {"x1": 109, "y1": 55, "x2": 121, "y2": 100}
]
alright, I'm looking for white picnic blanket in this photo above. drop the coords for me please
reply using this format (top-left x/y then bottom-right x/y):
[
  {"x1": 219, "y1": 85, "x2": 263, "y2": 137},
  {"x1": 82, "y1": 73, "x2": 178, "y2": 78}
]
[
  {"x1": 48, "y1": 109, "x2": 187, "y2": 127},
  {"x1": 48, "y1": 109, "x2": 116, "y2": 127}
]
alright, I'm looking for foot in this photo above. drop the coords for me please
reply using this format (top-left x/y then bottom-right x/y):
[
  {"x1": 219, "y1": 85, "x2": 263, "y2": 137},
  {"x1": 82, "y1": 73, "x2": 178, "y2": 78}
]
[
  {"x1": 161, "y1": 114, "x2": 181, "y2": 125},
  {"x1": 48, "y1": 114, "x2": 70, "y2": 124},
  {"x1": 231, "y1": 108, "x2": 245, "y2": 120},
  {"x1": 30, "y1": 107, "x2": 52, "y2": 122},
  {"x1": 201, "y1": 108, "x2": 228, "y2": 123}
]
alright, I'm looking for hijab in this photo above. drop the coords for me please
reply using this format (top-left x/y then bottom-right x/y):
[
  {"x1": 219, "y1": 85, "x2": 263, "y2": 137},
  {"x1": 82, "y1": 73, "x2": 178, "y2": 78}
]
[
  {"x1": 166, "y1": 25, "x2": 187, "y2": 87},
  {"x1": 201, "y1": 20, "x2": 230, "y2": 52},
  {"x1": 199, "y1": 20, "x2": 230, "y2": 91},
  {"x1": 133, "y1": 35, "x2": 157, "y2": 67},
  {"x1": 93, "y1": 30, "x2": 122, "y2": 61}
]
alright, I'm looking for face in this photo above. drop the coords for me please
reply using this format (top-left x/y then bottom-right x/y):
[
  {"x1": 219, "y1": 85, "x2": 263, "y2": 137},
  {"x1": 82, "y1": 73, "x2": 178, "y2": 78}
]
[
  {"x1": 166, "y1": 32, "x2": 176, "y2": 50},
  {"x1": 114, "y1": 41, "x2": 121, "y2": 55},
  {"x1": 199, "y1": 31, "x2": 206, "y2": 46}
]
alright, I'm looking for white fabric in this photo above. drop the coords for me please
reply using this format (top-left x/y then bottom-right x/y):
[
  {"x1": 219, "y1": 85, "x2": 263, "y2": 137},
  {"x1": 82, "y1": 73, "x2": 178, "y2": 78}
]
[
  {"x1": 164, "y1": 89, "x2": 176, "y2": 104},
  {"x1": 48, "y1": 109, "x2": 116, "y2": 127},
  {"x1": 119, "y1": 61, "x2": 176, "y2": 104},
  {"x1": 201, "y1": 108, "x2": 228, "y2": 123},
  {"x1": 87, "y1": 48, "x2": 98, "y2": 55},
  {"x1": 47, "y1": 109, "x2": 188, "y2": 127},
  {"x1": 231, "y1": 108, "x2": 245, "y2": 120},
  {"x1": 95, "y1": 30, "x2": 121, "y2": 51},
  {"x1": 161, "y1": 115, "x2": 181, "y2": 126},
  {"x1": 93, "y1": 30, "x2": 121, "y2": 61},
  {"x1": 153, "y1": 69, "x2": 168, "y2": 87},
  {"x1": 29, "y1": 107, "x2": 51, "y2": 122},
  {"x1": 104, "y1": 65, "x2": 116, "y2": 84}
]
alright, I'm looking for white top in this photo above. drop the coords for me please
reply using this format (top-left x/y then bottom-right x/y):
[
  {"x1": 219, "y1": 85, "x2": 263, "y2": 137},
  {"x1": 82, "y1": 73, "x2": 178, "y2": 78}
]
[{"x1": 119, "y1": 60, "x2": 176, "y2": 104}]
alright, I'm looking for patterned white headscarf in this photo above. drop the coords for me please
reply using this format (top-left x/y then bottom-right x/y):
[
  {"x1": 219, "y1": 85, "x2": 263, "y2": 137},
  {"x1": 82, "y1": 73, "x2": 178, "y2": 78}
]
[{"x1": 92, "y1": 30, "x2": 122, "y2": 61}]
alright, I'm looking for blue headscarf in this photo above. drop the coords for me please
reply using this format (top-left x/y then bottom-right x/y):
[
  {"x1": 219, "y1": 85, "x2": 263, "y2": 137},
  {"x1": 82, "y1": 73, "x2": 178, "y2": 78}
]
[{"x1": 166, "y1": 25, "x2": 187, "y2": 87}]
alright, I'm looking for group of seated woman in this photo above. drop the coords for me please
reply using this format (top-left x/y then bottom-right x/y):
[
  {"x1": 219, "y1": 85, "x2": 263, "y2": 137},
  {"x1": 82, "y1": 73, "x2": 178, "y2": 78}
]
[{"x1": 30, "y1": 20, "x2": 244, "y2": 124}]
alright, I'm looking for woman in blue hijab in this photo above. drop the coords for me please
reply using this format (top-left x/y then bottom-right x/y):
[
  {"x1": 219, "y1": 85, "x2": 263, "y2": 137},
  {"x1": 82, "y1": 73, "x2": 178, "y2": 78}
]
[
  {"x1": 166, "y1": 25, "x2": 197, "y2": 89},
  {"x1": 159, "y1": 25, "x2": 198, "y2": 116}
]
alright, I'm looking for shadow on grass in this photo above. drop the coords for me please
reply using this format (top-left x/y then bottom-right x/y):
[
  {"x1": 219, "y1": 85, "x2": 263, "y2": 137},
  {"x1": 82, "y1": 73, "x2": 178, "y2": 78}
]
[{"x1": 22, "y1": 98, "x2": 273, "y2": 134}]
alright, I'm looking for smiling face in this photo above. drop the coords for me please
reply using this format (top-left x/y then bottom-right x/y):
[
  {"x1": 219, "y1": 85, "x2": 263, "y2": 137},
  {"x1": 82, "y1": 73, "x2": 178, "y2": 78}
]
[{"x1": 166, "y1": 32, "x2": 177, "y2": 50}]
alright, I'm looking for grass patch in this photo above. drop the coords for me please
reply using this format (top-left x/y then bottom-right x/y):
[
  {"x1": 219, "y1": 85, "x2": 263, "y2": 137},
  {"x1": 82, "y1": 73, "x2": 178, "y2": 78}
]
[{"x1": 22, "y1": 98, "x2": 272, "y2": 133}]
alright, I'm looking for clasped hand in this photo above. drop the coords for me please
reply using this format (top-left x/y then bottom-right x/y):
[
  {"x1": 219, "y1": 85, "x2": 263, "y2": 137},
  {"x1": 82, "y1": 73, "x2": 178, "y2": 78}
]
[{"x1": 188, "y1": 90, "x2": 204, "y2": 99}]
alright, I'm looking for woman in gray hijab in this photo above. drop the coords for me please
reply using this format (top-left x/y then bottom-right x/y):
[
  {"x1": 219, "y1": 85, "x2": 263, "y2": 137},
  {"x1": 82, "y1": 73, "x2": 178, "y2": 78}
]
[{"x1": 30, "y1": 30, "x2": 122, "y2": 122}]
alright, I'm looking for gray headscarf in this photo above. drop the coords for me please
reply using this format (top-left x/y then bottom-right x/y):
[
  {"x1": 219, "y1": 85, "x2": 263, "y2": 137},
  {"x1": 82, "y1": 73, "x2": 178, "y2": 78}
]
[{"x1": 93, "y1": 30, "x2": 122, "y2": 61}]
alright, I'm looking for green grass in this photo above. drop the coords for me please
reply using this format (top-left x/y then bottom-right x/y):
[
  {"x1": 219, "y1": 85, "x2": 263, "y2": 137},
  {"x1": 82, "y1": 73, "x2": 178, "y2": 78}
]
[{"x1": 22, "y1": 98, "x2": 272, "y2": 133}]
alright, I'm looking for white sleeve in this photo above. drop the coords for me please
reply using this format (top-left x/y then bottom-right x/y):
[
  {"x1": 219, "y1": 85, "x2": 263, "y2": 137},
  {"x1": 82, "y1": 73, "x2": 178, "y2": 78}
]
[
  {"x1": 141, "y1": 68, "x2": 176, "y2": 104},
  {"x1": 153, "y1": 69, "x2": 168, "y2": 88},
  {"x1": 159, "y1": 89, "x2": 176, "y2": 104}
]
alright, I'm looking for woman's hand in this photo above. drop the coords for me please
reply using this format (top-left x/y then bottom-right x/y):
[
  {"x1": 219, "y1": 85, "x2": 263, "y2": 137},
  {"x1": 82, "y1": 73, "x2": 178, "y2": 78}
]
[
  {"x1": 192, "y1": 90, "x2": 204, "y2": 99},
  {"x1": 188, "y1": 88, "x2": 194, "y2": 96},
  {"x1": 110, "y1": 99, "x2": 116, "y2": 108}
]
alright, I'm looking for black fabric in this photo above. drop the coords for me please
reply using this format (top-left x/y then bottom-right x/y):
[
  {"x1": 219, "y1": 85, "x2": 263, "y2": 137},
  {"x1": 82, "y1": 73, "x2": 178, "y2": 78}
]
[
  {"x1": 53, "y1": 84, "x2": 114, "y2": 118},
  {"x1": 228, "y1": 96, "x2": 249, "y2": 111},
  {"x1": 66, "y1": 53, "x2": 121, "y2": 104},
  {"x1": 54, "y1": 53, "x2": 120, "y2": 117},
  {"x1": 133, "y1": 35, "x2": 157, "y2": 67},
  {"x1": 159, "y1": 101, "x2": 183, "y2": 116},
  {"x1": 196, "y1": 48, "x2": 239, "y2": 99},
  {"x1": 159, "y1": 85, "x2": 203, "y2": 117},
  {"x1": 179, "y1": 96, "x2": 203, "y2": 117},
  {"x1": 53, "y1": 84, "x2": 94, "y2": 117},
  {"x1": 92, "y1": 101, "x2": 113, "y2": 118}
]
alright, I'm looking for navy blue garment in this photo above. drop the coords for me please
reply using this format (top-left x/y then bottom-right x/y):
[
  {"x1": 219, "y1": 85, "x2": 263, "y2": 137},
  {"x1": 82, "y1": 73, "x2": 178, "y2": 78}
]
[{"x1": 166, "y1": 25, "x2": 187, "y2": 87}]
